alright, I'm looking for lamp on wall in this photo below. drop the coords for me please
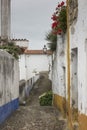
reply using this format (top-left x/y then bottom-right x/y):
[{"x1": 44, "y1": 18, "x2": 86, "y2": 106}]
[{"x1": 43, "y1": 45, "x2": 47, "y2": 54}]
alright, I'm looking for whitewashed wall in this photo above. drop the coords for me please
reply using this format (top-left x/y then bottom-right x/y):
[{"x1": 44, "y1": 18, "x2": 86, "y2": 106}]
[
  {"x1": 13, "y1": 39, "x2": 29, "y2": 48},
  {"x1": 52, "y1": 35, "x2": 67, "y2": 98},
  {"x1": 0, "y1": 50, "x2": 19, "y2": 123},
  {"x1": 19, "y1": 75, "x2": 39, "y2": 104},
  {"x1": 19, "y1": 54, "x2": 26, "y2": 80},
  {"x1": 70, "y1": 0, "x2": 87, "y2": 114},
  {"x1": 19, "y1": 54, "x2": 52, "y2": 80}
]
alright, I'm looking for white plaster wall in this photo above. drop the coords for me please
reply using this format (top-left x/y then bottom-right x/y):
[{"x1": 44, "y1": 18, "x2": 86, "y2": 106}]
[
  {"x1": 52, "y1": 51, "x2": 59, "y2": 94},
  {"x1": 52, "y1": 0, "x2": 87, "y2": 115},
  {"x1": 14, "y1": 40, "x2": 29, "y2": 48},
  {"x1": 71, "y1": 49, "x2": 78, "y2": 108},
  {"x1": 0, "y1": 50, "x2": 19, "y2": 106},
  {"x1": 12, "y1": 58, "x2": 19, "y2": 100},
  {"x1": 19, "y1": 54, "x2": 26, "y2": 80},
  {"x1": 19, "y1": 54, "x2": 52, "y2": 80},
  {"x1": 70, "y1": 0, "x2": 87, "y2": 114},
  {"x1": 52, "y1": 35, "x2": 67, "y2": 98},
  {"x1": 78, "y1": 0, "x2": 87, "y2": 114}
]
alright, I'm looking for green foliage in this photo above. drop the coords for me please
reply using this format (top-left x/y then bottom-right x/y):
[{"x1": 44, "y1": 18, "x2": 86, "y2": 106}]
[
  {"x1": 0, "y1": 41, "x2": 23, "y2": 59},
  {"x1": 39, "y1": 91, "x2": 53, "y2": 106},
  {"x1": 45, "y1": 31, "x2": 57, "y2": 51},
  {"x1": 59, "y1": 7, "x2": 67, "y2": 33},
  {"x1": 51, "y1": 1, "x2": 67, "y2": 35}
]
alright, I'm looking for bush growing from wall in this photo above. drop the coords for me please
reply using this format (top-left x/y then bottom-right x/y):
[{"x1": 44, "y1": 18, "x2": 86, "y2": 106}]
[
  {"x1": 45, "y1": 31, "x2": 57, "y2": 51},
  {"x1": 0, "y1": 40, "x2": 24, "y2": 59}
]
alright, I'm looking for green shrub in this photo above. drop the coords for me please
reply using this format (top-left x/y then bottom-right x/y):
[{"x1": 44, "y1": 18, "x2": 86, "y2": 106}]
[
  {"x1": 39, "y1": 91, "x2": 53, "y2": 106},
  {"x1": 45, "y1": 31, "x2": 57, "y2": 51},
  {"x1": 0, "y1": 41, "x2": 24, "y2": 59}
]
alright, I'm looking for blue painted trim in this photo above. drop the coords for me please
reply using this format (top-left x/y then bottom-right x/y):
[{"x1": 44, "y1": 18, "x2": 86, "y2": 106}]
[{"x1": 0, "y1": 98, "x2": 19, "y2": 124}]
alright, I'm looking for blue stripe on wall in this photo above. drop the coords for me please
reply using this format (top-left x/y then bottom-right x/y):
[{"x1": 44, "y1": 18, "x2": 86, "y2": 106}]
[{"x1": 0, "y1": 98, "x2": 19, "y2": 124}]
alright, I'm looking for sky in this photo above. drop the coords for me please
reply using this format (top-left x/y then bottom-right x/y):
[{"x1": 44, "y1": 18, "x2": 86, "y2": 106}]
[{"x1": 11, "y1": 0, "x2": 59, "y2": 49}]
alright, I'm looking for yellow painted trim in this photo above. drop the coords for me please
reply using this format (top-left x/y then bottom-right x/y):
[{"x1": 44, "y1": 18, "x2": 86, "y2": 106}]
[
  {"x1": 78, "y1": 113, "x2": 87, "y2": 130},
  {"x1": 53, "y1": 94, "x2": 67, "y2": 118},
  {"x1": 72, "y1": 107, "x2": 78, "y2": 122},
  {"x1": 66, "y1": 0, "x2": 73, "y2": 129}
]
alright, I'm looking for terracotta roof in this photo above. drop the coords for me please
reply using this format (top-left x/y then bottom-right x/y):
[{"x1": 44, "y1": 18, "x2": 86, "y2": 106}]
[{"x1": 24, "y1": 50, "x2": 52, "y2": 55}]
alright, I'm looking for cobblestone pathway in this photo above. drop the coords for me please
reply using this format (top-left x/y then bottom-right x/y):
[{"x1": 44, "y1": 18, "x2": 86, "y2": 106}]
[{"x1": 0, "y1": 77, "x2": 68, "y2": 130}]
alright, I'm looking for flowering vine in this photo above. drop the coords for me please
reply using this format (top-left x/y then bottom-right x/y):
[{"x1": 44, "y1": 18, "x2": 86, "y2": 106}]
[{"x1": 51, "y1": 1, "x2": 67, "y2": 35}]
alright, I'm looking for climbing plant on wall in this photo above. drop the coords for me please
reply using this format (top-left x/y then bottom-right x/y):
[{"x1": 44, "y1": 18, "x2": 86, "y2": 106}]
[
  {"x1": 0, "y1": 40, "x2": 24, "y2": 59},
  {"x1": 51, "y1": 1, "x2": 67, "y2": 35},
  {"x1": 45, "y1": 1, "x2": 67, "y2": 51}
]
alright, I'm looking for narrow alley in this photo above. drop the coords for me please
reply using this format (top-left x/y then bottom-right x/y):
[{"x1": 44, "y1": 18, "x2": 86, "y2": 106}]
[{"x1": 0, "y1": 76, "x2": 67, "y2": 130}]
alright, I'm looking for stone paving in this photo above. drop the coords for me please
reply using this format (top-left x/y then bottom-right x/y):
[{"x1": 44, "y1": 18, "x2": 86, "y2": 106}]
[{"x1": 0, "y1": 77, "x2": 68, "y2": 130}]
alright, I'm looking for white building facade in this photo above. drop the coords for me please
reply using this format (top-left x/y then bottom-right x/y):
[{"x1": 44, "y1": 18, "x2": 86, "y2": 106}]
[
  {"x1": 52, "y1": 0, "x2": 87, "y2": 129},
  {"x1": 70, "y1": 0, "x2": 87, "y2": 129},
  {"x1": 19, "y1": 50, "x2": 52, "y2": 81},
  {"x1": 12, "y1": 39, "x2": 29, "y2": 48}
]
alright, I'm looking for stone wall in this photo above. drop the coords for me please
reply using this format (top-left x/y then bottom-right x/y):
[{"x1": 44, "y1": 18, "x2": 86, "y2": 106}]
[{"x1": 0, "y1": 50, "x2": 19, "y2": 124}]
